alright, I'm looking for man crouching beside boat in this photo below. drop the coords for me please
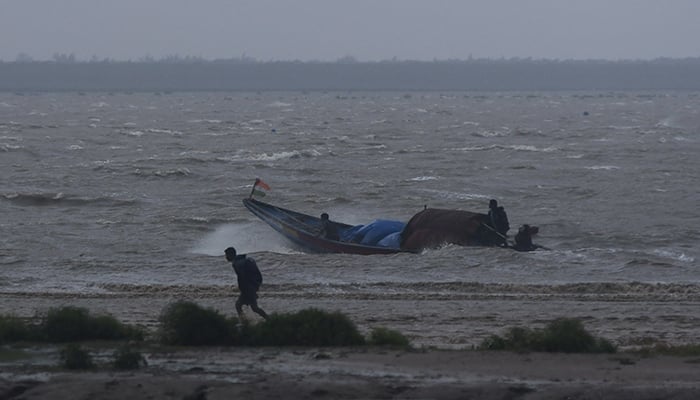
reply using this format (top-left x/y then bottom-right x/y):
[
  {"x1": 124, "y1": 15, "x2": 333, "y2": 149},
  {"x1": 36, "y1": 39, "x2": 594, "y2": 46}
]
[
  {"x1": 225, "y1": 247, "x2": 268, "y2": 320},
  {"x1": 512, "y1": 224, "x2": 541, "y2": 252}
]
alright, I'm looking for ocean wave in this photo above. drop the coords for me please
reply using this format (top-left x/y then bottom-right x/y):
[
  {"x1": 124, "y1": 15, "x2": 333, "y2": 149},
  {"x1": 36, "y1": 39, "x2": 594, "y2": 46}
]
[
  {"x1": 0, "y1": 192, "x2": 138, "y2": 207},
  {"x1": 267, "y1": 101, "x2": 292, "y2": 108},
  {"x1": 408, "y1": 176, "x2": 438, "y2": 182},
  {"x1": 472, "y1": 130, "x2": 508, "y2": 138},
  {"x1": 249, "y1": 149, "x2": 322, "y2": 161},
  {"x1": 145, "y1": 128, "x2": 183, "y2": 136},
  {"x1": 453, "y1": 144, "x2": 557, "y2": 152},
  {"x1": 119, "y1": 129, "x2": 144, "y2": 137},
  {"x1": 584, "y1": 165, "x2": 620, "y2": 170},
  {"x1": 507, "y1": 145, "x2": 557, "y2": 152},
  {"x1": 132, "y1": 168, "x2": 192, "y2": 178},
  {"x1": 0, "y1": 143, "x2": 23, "y2": 152},
  {"x1": 188, "y1": 119, "x2": 222, "y2": 124},
  {"x1": 652, "y1": 249, "x2": 695, "y2": 263}
]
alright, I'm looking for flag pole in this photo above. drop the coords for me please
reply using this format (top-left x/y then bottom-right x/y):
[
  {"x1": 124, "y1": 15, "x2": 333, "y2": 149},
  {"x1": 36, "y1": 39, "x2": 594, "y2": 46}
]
[{"x1": 249, "y1": 178, "x2": 260, "y2": 199}]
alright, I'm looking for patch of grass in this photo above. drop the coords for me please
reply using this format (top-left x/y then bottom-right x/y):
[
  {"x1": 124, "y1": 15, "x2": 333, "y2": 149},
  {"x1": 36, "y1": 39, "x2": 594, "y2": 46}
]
[
  {"x1": 158, "y1": 301, "x2": 239, "y2": 346},
  {"x1": 42, "y1": 306, "x2": 143, "y2": 342},
  {"x1": 479, "y1": 318, "x2": 616, "y2": 354},
  {"x1": 0, "y1": 315, "x2": 33, "y2": 344},
  {"x1": 248, "y1": 308, "x2": 365, "y2": 346},
  {"x1": 59, "y1": 343, "x2": 94, "y2": 370},
  {"x1": 367, "y1": 327, "x2": 411, "y2": 348},
  {"x1": 112, "y1": 345, "x2": 147, "y2": 370}
]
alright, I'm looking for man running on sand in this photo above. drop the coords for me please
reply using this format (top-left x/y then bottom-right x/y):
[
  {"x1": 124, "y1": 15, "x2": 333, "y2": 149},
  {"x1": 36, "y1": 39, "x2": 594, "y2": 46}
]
[{"x1": 225, "y1": 246, "x2": 268, "y2": 320}]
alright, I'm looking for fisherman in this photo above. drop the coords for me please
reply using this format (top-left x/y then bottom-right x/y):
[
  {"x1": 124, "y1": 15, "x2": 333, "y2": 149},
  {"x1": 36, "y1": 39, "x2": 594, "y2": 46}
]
[
  {"x1": 319, "y1": 212, "x2": 340, "y2": 241},
  {"x1": 225, "y1": 247, "x2": 268, "y2": 320},
  {"x1": 513, "y1": 224, "x2": 540, "y2": 252},
  {"x1": 488, "y1": 199, "x2": 510, "y2": 246}
]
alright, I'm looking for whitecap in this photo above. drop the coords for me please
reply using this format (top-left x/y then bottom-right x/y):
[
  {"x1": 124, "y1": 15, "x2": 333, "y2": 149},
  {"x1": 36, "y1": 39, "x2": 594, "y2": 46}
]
[
  {"x1": 67, "y1": 144, "x2": 83, "y2": 150},
  {"x1": 653, "y1": 249, "x2": 695, "y2": 263},
  {"x1": 188, "y1": 119, "x2": 222, "y2": 124},
  {"x1": 267, "y1": 101, "x2": 292, "y2": 107},
  {"x1": 473, "y1": 130, "x2": 506, "y2": 138},
  {"x1": 585, "y1": 165, "x2": 620, "y2": 170},
  {"x1": 506, "y1": 145, "x2": 557, "y2": 152},
  {"x1": 251, "y1": 150, "x2": 302, "y2": 161},
  {"x1": 408, "y1": 176, "x2": 438, "y2": 182},
  {"x1": 146, "y1": 128, "x2": 182, "y2": 136},
  {"x1": 0, "y1": 143, "x2": 22, "y2": 151}
]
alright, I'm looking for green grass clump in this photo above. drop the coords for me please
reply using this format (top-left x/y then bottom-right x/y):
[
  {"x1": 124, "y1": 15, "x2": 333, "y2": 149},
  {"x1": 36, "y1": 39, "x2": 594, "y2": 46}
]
[
  {"x1": 59, "y1": 343, "x2": 94, "y2": 370},
  {"x1": 158, "y1": 301, "x2": 238, "y2": 346},
  {"x1": 479, "y1": 318, "x2": 616, "y2": 354},
  {"x1": 112, "y1": 345, "x2": 147, "y2": 370},
  {"x1": 42, "y1": 306, "x2": 143, "y2": 342},
  {"x1": 0, "y1": 315, "x2": 33, "y2": 344},
  {"x1": 249, "y1": 308, "x2": 365, "y2": 346},
  {"x1": 367, "y1": 327, "x2": 411, "y2": 348}
]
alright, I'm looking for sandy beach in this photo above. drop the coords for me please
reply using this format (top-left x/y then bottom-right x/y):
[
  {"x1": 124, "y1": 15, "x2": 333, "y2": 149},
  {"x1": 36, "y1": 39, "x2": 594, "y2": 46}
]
[
  {"x1": 3, "y1": 346, "x2": 700, "y2": 399},
  {"x1": 2, "y1": 291, "x2": 700, "y2": 399}
]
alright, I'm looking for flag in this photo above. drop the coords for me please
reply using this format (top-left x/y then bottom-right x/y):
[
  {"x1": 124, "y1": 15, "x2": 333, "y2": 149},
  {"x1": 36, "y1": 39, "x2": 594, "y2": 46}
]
[
  {"x1": 250, "y1": 178, "x2": 271, "y2": 198},
  {"x1": 255, "y1": 178, "x2": 271, "y2": 191}
]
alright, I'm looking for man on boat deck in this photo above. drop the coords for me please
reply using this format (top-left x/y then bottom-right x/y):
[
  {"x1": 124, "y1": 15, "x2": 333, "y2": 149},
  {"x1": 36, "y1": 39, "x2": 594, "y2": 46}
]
[
  {"x1": 319, "y1": 213, "x2": 340, "y2": 241},
  {"x1": 225, "y1": 247, "x2": 268, "y2": 320},
  {"x1": 488, "y1": 199, "x2": 510, "y2": 246}
]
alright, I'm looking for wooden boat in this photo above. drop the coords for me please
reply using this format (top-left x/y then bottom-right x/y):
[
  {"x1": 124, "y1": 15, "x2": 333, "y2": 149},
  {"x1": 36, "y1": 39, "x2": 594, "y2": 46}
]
[
  {"x1": 243, "y1": 179, "x2": 544, "y2": 254},
  {"x1": 243, "y1": 197, "x2": 411, "y2": 255}
]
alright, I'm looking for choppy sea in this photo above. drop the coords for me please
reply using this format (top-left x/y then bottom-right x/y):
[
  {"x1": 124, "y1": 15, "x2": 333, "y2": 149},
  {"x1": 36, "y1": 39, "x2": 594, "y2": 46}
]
[{"x1": 1, "y1": 91, "x2": 699, "y2": 348}]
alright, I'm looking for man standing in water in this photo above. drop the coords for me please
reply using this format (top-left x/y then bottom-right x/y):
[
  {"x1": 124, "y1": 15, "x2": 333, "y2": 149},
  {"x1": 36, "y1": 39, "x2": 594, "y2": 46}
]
[
  {"x1": 225, "y1": 247, "x2": 268, "y2": 320},
  {"x1": 488, "y1": 199, "x2": 510, "y2": 247}
]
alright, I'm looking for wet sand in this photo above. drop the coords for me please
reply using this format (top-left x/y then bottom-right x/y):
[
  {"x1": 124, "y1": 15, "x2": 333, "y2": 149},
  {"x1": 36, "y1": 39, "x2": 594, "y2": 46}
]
[{"x1": 3, "y1": 347, "x2": 700, "y2": 399}]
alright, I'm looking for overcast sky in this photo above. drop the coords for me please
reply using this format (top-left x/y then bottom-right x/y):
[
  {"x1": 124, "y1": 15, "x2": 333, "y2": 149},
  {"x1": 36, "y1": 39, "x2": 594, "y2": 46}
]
[{"x1": 2, "y1": 0, "x2": 699, "y2": 62}]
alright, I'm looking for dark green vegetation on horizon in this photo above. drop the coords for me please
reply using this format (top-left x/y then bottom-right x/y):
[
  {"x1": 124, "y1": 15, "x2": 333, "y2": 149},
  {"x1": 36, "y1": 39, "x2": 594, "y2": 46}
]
[{"x1": 2, "y1": 58, "x2": 700, "y2": 91}]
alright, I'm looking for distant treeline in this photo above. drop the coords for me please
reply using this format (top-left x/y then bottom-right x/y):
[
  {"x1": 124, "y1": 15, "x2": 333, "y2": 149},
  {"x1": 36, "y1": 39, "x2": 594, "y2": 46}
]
[{"x1": 2, "y1": 58, "x2": 700, "y2": 92}]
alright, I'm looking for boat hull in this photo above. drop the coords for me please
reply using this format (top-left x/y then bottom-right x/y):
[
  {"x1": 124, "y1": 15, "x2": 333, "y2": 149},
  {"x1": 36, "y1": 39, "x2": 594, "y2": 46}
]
[{"x1": 243, "y1": 198, "x2": 409, "y2": 255}]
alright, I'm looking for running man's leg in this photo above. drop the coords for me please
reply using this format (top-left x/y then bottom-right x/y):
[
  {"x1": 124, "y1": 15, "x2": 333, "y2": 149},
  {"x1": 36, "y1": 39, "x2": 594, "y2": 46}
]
[{"x1": 250, "y1": 302, "x2": 268, "y2": 320}]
